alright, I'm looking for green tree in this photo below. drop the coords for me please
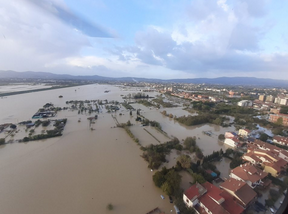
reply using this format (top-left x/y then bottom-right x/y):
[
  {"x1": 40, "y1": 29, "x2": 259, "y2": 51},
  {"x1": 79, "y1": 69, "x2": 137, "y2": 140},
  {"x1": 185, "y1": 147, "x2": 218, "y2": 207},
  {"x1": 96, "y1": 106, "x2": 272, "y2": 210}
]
[
  {"x1": 107, "y1": 203, "x2": 114, "y2": 210},
  {"x1": 218, "y1": 134, "x2": 225, "y2": 140},
  {"x1": 184, "y1": 137, "x2": 196, "y2": 150},
  {"x1": 213, "y1": 117, "x2": 222, "y2": 125},
  {"x1": 192, "y1": 173, "x2": 206, "y2": 184},
  {"x1": 153, "y1": 171, "x2": 166, "y2": 187},
  {"x1": 126, "y1": 120, "x2": 131, "y2": 126},
  {"x1": 0, "y1": 138, "x2": 5, "y2": 145},
  {"x1": 276, "y1": 117, "x2": 283, "y2": 125},
  {"x1": 259, "y1": 133, "x2": 269, "y2": 142},
  {"x1": 177, "y1": 155, "x2": 192, "y2": 169},
  {"x1": 161, "y1": 181, "x2": 173, "y2": 196},
  {"x1": 272, "y1": 127, "x2": 284, "y2": 136}
]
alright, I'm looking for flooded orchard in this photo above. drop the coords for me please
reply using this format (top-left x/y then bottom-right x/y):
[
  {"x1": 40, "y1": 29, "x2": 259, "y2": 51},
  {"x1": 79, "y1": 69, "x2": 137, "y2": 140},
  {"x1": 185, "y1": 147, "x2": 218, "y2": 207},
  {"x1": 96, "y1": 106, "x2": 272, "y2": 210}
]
[{"x1": 0, "y1": 84, "x2": 234, "y2": 214}]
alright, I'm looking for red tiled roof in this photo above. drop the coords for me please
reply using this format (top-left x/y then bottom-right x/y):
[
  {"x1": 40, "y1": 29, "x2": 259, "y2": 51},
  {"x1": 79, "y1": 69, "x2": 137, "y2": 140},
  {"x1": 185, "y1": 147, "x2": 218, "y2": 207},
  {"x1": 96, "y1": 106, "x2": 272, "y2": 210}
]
[
  {"x1": 254, "y1": 140, "x2": 281, "y2": 153},
  {"x1": 253, "y1": 149, "x2": 280, "y2": 162},
  {"x1": 220, "y1": 191, "x2": 244, "y2": 214},
  {"x1": 231, "y1": 164, "x2": 267, "y2": 183},
  {"x1": 200, "y1": 193, "x2": 229, "y2": 214},
  {"x1": 280, "y1": 150, "x2": 288, "y2": 157},
  {"x1": 265, "y1": 162, "x2": 282, "y2": 173},
  {"x1": 243, "y1": 152, "x2": 262, "y2": 163},
  {"x1": 202, "y1": 182, "x2": 224, "y2": 203},
  {"x1": 184, "y1": 183, "x2": 206, "y2": 201},
  {"x1": 274, "y1": 136, "x2": 288, "y2": 145},
  {"x1": 220, "y1": 178, "x2": 257, "y2": 206}
]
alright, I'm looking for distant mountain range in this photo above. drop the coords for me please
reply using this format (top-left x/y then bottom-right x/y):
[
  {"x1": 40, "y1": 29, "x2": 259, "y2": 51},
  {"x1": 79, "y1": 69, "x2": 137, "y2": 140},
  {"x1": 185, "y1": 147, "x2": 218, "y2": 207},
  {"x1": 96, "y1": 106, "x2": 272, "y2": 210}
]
[{"x1": 1, "y1": 70, "x2": 288, "y2": 87}]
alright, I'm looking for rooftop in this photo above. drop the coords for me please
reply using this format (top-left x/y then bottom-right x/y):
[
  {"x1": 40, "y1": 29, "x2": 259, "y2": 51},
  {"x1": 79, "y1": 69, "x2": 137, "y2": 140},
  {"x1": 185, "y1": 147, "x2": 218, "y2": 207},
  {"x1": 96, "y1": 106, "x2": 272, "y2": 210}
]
[
  {"x1": 184, "y1": 182, "x2": 207, "y2": 201},
  {"x1": 231, "y1": 164, "x2": 268, "y2": 183},
  {"x1": 220, "y1": 178, "x2": 257, "y2": 206}
]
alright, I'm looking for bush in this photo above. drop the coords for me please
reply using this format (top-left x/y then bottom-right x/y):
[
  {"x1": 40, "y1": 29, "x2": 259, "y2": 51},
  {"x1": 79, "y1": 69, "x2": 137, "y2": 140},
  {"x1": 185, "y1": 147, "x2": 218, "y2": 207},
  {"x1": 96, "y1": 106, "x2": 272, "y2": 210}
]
[
  {"x1": 42, "y1": 120, "x2": 50, "y2": 127},
  {"x1": 0, "y1": 138, "x2": 5, "y2": 145},
  {"x1": 153, "y1": 167, "x2": 181, "y2": 196},
  {"x1": 23, "y1": 137, "x2": 30, "y2": 142},
  {"x1": 218, "y1": 134, "x2": 225, "y2": 140},
  {"x1": 107, "y1": 203, "x2": 114, "y2": 210}
]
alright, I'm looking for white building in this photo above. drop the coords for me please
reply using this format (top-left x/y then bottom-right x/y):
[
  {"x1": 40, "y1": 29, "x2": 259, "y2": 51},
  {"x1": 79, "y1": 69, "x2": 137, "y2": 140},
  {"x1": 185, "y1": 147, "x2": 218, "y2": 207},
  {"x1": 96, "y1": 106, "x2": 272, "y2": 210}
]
[
  {"x1": 280, "y1": 98, "x2": 288, "y2": 106},
  {"x1": 224, "y1": 138, "x2": 239, "y2": 148},
  {"x1": 238, "y1": 129, "x2": 251, "y2": 138},
  {"x1": 237, "y1": 100, "x2": 252, "y2": 107}
]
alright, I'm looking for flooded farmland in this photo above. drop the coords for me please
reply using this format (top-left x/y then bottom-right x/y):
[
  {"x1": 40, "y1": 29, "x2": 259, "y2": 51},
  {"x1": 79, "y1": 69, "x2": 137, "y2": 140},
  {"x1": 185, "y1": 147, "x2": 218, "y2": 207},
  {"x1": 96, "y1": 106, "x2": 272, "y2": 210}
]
[{"x1": 0, "y1": 84, "x2": 234, "y2": 214}]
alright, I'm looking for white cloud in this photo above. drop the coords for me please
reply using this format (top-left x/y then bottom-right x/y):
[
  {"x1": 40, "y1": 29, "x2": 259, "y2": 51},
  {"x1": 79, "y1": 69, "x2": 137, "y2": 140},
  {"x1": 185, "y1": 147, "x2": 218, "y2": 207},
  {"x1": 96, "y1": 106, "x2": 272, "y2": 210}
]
[{"x1": 0, "y1": 0, "x2": 90, "y2": 71}]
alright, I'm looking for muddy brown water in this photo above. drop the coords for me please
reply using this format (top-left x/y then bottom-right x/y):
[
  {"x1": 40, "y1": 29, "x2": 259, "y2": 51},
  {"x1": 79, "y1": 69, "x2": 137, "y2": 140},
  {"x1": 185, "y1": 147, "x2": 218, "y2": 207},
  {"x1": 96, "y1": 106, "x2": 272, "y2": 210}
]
[
  {"x1": 0, "y1": 84, "x2": 235, "y2": 213},
  {"x1": 0, "y1": 85, "x2": 174, "y2": 214}
]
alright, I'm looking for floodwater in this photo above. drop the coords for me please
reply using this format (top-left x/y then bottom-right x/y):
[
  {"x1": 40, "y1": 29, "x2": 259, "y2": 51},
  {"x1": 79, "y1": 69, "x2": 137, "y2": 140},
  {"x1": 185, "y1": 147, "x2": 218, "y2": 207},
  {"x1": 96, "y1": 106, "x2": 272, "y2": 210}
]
[
  {"x1": 0, "y1": 84, "x2": 51, "y2": 93},
  {"x1": 135, "y1": 105, "x2": 236, "y2": 156},
  {"x1": 0, "y1": 84, "x2": 234, "y2": 213},
  {"x1": 0, "y1": 84, "x2": 173, "y2": 214},
  {"x1": 213, "y1": 157, "x2": 231, "y2": 179},
  {"x1": 179, "y1": 171, "x2": 194, "y2": 191}
]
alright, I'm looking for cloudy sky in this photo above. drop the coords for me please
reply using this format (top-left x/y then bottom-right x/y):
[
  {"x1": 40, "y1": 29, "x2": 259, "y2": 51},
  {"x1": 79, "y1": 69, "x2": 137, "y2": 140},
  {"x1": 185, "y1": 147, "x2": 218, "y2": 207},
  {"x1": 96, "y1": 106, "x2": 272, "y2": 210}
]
[{"x1": 0, "y1": 0, "x2": 287, "y2": 79}]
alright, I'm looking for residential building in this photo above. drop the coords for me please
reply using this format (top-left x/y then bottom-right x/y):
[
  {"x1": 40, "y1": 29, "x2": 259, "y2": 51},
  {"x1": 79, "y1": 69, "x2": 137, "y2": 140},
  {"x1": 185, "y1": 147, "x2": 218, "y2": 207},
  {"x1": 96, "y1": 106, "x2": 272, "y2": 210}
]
[
  {"x1": 279, "y1": 150, "x2": 288, "y2": 162},
  {"x1": 251, "y1": 139, "x2": 281, "y2": 153},
  {"x1": 242, "y1": 152, "x2": 262, "y2": 165},
  {"x1": 263, "y1": 159, "x2": 288, "y2": 177},
  {"x1": 269, "y1": 113, "x2": 288, "y2": 126},
  {"x1": 224, "y1": 137, "x2": 240, "y2": 148},
  {"x1": 259, "y1": 95, "x2": 266, "y2": 102},
  {"x1": 274, "y1": 97, "x2": 281, "y2": 104},
  {"x1": 229, "y1": 164, "x2": 269, "y2": 188},
  {"x1": 266, "y1": 95, "x2": 275, "y2": 103},
  {"x1": 280, "y1": 98, "x2": 288, "y2": 106},
  {"x1": 270, "y1": 108, "x2": 280, "y2": 114},
  {"x1": 225, "y1": 132, "x2": 238, "y2": 139},
  {"x1": 238, "y1": 129, "x2": 251, "y2": 138},
  {"x1": 273, "y1": 136, "x2": 288, "y2": 146},
  {"x1": 220, "y1": 178, "x2": 257, "y2": 208},
  {"x1": 246, "y1": 144, "x2": 288, "y2": 177},
  {"x1": 183, "y1": 182, "x2": 244, "y2": 214},
  {"x1": 237, "y1": 100, "x2": 252, "y2": 107}
]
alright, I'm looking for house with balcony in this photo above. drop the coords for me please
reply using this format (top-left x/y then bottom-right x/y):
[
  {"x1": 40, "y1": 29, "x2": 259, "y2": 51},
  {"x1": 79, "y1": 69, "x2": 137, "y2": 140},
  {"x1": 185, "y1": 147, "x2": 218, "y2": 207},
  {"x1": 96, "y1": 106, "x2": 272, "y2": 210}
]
[
  {"x1": 183, "y1": 182, "x2": 244, "y2": 214},
  {"x1": 230, "y1": 164, "x2": 269, "y2": 189}
]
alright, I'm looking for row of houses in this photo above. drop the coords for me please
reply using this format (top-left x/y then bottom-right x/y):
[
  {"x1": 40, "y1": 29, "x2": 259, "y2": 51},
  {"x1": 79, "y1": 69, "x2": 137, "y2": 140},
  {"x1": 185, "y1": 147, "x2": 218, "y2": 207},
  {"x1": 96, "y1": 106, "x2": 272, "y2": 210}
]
[
  {"x1": 182, "y1": 127, "x2": 288, "y2": 213},
  {"x1": 170, "y1": 92, "x2": 222, "y2": 103},
  {"x1": 183, "y1": 177, "x2": 258, "y2": 214},
  {"x1": 243, "y1": 139, "x2": 288, "y2": 177},
  {"x1": 183, "y1": 149, "x2": 282, "y2": 214},
  {"x1": 224, "y1": 128, "x2": 288, "y2": 177},
  {"x1": 224, "y1": 129, "x2": 251, "y2": 148}
]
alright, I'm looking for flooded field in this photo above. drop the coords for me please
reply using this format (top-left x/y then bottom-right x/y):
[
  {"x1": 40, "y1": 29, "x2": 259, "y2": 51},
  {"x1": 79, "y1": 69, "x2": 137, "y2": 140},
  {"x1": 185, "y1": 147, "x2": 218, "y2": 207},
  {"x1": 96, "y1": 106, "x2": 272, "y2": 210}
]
[
  {"x1": 0, "y1": 84, "x2": 234, "y2": 213},
  {"x1": 0, "y1": 84, "x2": 173, "y2": 214},
  {"x1": 137, "y1": 107, "x2": 236, "y2": 156},
  {"x1": 0, "y1": 84, "x2": 52, "y2": 93}
]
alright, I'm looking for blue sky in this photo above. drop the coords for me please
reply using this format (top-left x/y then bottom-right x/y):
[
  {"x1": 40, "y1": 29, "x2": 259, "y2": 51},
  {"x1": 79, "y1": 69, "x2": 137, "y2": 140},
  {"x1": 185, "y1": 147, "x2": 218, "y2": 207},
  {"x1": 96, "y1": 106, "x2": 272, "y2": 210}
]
[{"x1": 0, "y1": 0, "x2": 287, "y2": 79}]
